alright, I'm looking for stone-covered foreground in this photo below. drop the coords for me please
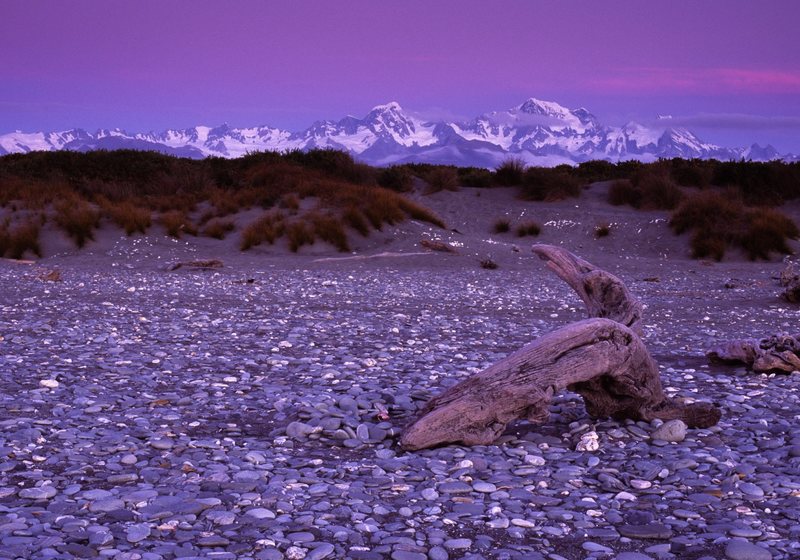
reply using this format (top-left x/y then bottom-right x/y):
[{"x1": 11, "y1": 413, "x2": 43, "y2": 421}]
[{"x1": 1, "y1": 260, "x2": 799, "y2": 560}]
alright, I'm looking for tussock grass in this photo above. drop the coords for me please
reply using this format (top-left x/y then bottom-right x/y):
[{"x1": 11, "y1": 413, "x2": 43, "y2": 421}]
[
  {"x1": 0, "y1": 219, "x2": 42, "y2": 259},
  {"x1": 343, "y1": 206, "x2": 370, "y2": 237},
  {"x1": 594, "y1": 223, "x2": 611, "y2": 238},
  {"x1": 608, "y1": 172, "x2": 683, "y2": 210},
  {"x1": 423, "y1": 167, "x2": 460, "y2": 194},
  {"x1": 494, "y1": 158, "x2": 526, "y2": 186},
  {"x1": 240, "y1": 211, "x2": 285, "y2": 250},
  {"x1": 54, "y1": 196, "x2": 100, "y2": 248},
  {"x1": 670, "y1": 190, "x2": 799, "y2": 260},
  {"x1": 459, "y1": 167, "x2": 493, "y2": 188},
  {"x1": 285, "y1": 220, "x2": 315, "y2": 252},
  {"x1": 492, "y1": 218, "x2": 511, "y2": 233},
  {"x1": 201, "y1": 219, "x2": 235, "y2": 240},
  {"x1": 378, "y1": 166, "x2": 414, "y2": 192},
  {"x1": 516, "y1": 221, "x2": 542, "y2": 237},
  {"x1": 160, "y1": 211, "x2": 197, "y2": 238},
  {"x1": 98, "y1": 198, "x2": 151, "y2": 235},
  {"x1": 519, "y1": 167, "x2": 582, "y2": 201}
]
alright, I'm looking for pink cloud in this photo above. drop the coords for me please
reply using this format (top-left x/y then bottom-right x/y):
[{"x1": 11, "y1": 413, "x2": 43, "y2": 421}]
[{"x1": 592, "y1": 67, "x2": 800, "y2": 94}]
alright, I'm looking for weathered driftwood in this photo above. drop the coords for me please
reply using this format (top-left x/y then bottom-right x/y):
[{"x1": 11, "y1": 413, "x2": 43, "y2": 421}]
[
  {"x1": 531, "y1": 244, "x2": 643, "y2": 334},
  {"x1": 400, "y1": 244, "x2": 720, "y2": 450},
  {"x1": 780, "y1": 259, "x2": 800, "y2": 303},
  {"x1": 708, "y1": 333, "x2": 800, "y2": 374}
]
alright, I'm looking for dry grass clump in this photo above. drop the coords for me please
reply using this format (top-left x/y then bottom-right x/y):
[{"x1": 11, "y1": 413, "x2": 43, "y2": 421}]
[
  {"x1": 594, "y1": 223, "x2": 611, "y2": 238},
  {"x1": 201, "y1": 219, "x2": 235, "y2": 240},
  {"x1": 423, "y1": 167, "x2": 460, "y2": 194},
  {"x1": 342, "y1": 206, "x2": 371, "y2": 237},
  {"x1": 378, "y1": 166, "x2": 414, "y2": 192},
  {"x1": 396, "y1": 198, "x2": 446, "y2": 228},
  {"x1": 608, "y1": 172, "x2": 683, "y2": 210},
  {"x1": 670, "y1": 190, "x2": 799, "y2": 260},
  {"x1": 494, "y1": 158, "x2": 526, "y2": 186},
  {"x1": 54, "y1": 197, "x2": 100, "y2": 248},
  {"x1": 285, "y1": 220, "x2": 316, "y2": 252},
  {"x1": 0, "y1": 219, "x2": 42, "y2": 259},
  {"x1": 160, "y1": 211, "x2": 197, "y2": 238},
  {"x1": 280, "y1": 193, "x2": 300, "y2": 211},
  {"x1": 519, "y1": 167, "x2": 582, "y2": 201},
  {"x1": 459, "y1": 167, "x2": 493, "y2": 188},
  {"x1": 492, "y1": 218, "x2": 511, "y2": 233},
  {"x1": 98, "y1": 198, "x2": 151, "y2": 235},
  {"x1": 306, "y1": 212, "x2": 350, "y2": 252},
  {"x1": 240, "y1": 211, "x2": 285, "y2": 250},
  {"x1": 516, "y1": 221, "x2": 542, "y2": 237}
]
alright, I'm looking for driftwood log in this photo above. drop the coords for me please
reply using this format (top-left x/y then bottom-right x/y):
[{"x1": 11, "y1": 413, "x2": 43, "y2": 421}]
[
  {"x1": 780, "y1": 258, "x2": 800, "y2": 303},
  {"x1": 400, "y1": 244, "x2": 721, "y2": 450},
  {"x1": 708, "y1": 333, "x2": 800, "y2": 374}
]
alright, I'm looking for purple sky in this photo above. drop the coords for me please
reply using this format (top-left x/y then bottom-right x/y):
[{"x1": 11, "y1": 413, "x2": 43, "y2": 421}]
[{"x1": 3, "y1": 1, "x2": 800, "y2": 151}]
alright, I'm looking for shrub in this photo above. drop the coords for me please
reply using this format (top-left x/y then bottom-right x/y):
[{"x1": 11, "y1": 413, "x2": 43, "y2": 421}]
[
  {"x1": 423, "y1": 167, "x2": 460, "y2": 193},
  {"x1": 608, "y1": 179, "x2": 641, "y2": 207},
  {"x1": 608, "y1": 173, "x2": 683, "y2": 210},
  {"x1": 0, "y1": 219, "x2": 42, "y2": 259},
  {"x1": 690, "y1": 231, "x2": 727, "y2": 261},
  {"x1": 284, "y1": 148, "x2": 376, "y2": 185},
  {"x1": 670, "y1": 190, "x2": 799, "y2": 260},
  {"x1": 459, "y1": 167, "x2": 493, "y2": 188},
  {"x1": 740, "y1": 208, "x2": 800, "y2": 260},
  {"x1": 54, "y1": 197, "x2": 100, "y2": 248},
  {"x1": 595, "y1": 223, "x2": 611, "y2": 238},
  {"x1": 635, "y1": 173, "x2": 683, "y2": 210},
  {"x1": 100, "y1": 199, "x2": 151, "y2": 235},
  {"x1": 202, "y1": 219, "x2": 235, "y2": 240},
  {"x1": 519, "y1": 168, "x2": 581, "y2": 201},
  {"x1": 160, "y1": 211, "x2": 197, "y2": 238},
  {"x1": 494, "y1": 158, "x2": 526, "y2": 186},
  {"x1": 378, "y1": 166, "x2": 414, "y2": 192},
  {"x1": 240, "y1": 211, "x2": 285, "y2": 250},
  {"x1": 492, "y1": 219, "x2": 511, "y2": 233},
  {"x1": 516, "y1": 221, "x2": 542, "y2": 237}
]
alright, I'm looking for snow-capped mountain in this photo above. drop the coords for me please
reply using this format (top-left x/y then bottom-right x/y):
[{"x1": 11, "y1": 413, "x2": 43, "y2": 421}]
[{"x1": 0, "y1": 98, "x2": 793, "y2": 167}]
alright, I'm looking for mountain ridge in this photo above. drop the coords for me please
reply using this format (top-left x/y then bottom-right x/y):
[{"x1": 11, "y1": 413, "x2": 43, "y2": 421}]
[{"x1": 0, "y1": 98, "x2": 794, "y2": 167}]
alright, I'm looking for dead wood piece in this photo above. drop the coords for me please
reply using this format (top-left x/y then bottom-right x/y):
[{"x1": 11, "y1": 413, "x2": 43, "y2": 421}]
[
  {"x1": 707, "y1": 333, "x2": 800, "y2": 373},
  {"x1": 531, "y1": 244, "x2": 643, "y2": 333},
  {"x1": 168, "y1": 259, "x2": 224, "y2": 271},
  {"x1": 400, "y1": 318, "x2": 719, "y2": 450},
  {"x1": 420, "y1": 239, "x2": 456, "y2": 253},
  {"x1": 780, "y1": 259, "x2": 800, "y2": 302},
  {"x1": 37, "y1": 269, "x2": 62, "y2": 282}
]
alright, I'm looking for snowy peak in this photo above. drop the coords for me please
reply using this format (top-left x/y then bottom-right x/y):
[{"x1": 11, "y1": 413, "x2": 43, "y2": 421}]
[{"x1": 0, "y1": 97, "x2": 794, "y2": 166}]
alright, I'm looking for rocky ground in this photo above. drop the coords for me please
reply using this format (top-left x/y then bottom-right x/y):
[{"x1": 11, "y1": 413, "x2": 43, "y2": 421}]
[{"x1": 1, "y1": 185, "x2": 800, "y2": 560}]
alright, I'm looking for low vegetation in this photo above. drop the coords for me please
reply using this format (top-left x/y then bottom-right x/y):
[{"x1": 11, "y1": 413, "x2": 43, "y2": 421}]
[
  {"x1": 594, "y1": 223, "x2": 611, "y2": 238},
  {"x1": 492, "y1": 218, "x2": 511, "y2": 234},
  {"x1": 0, "y1": 149, "x2": 446, "y2": 257},
  {"x1": 515, "y1": 221, "x2": 542, "y2": 237},
  {"x1": 519, "y1": 167, "x2": 582, "y2": 201},
  {"x1": 0, "y1": 149, "x2": 797, "y2": 260},
  {"x1": 0, "y1": 219, "x2": 42, "y2": 259},
  {"x1": 670, "y1": 191, "x2": 799, "y2": 260}
]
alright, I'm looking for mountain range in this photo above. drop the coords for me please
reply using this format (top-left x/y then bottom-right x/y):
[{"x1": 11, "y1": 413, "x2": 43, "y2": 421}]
[{"x1": 0, "y1": 98, "x2": 794, "y2": 167}]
